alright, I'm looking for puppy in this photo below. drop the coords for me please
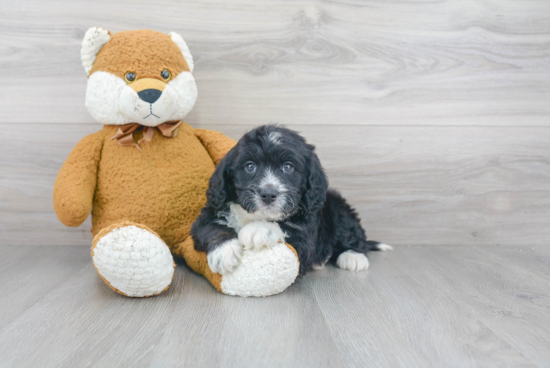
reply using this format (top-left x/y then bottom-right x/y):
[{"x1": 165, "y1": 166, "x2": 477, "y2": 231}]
[{"x1": 191, "y1": 125, "x2": 392, "y2": 276}]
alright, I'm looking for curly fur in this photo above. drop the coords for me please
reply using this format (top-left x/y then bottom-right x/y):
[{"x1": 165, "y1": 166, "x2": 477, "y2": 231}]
[{"x1": 191, "y1": 125, "x2": 391, "y2": 275}]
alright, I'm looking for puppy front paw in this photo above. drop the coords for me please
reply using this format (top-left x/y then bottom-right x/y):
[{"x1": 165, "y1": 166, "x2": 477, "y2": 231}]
[
  {"x1": 238, "y1": 221, "x2": 286, "y2": 251},
  {"x1": 207, "y1": 238, "x2": 243, "y2": 275}
]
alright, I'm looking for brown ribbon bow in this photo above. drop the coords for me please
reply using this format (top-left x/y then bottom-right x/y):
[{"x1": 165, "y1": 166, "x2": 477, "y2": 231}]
[{"x1": 111, "y1": 120, "x2": 183, "y2": 151}]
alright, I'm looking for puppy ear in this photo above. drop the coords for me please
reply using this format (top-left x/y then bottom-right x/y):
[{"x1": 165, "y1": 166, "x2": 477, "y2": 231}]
[
  {"x1": 303, "y1": 146, "x2": 328, "y2": 213},
  {"x1": 169, "y1": 32, "x2": 194, "y2": 73},
  {"x1": 206, "y1": 148, "x2": 237, "y2": 210},
  {"x1": 81, "y1": 27, "x2": 111, "y2": 75}
]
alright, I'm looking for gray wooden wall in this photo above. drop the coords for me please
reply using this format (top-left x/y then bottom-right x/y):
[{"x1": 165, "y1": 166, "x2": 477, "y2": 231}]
[{"x1": 1, "y1": 0, "x2": 549, "y2": 247}]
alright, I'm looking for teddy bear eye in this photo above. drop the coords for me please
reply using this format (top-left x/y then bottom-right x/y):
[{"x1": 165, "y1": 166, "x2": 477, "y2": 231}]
[
  {"x1": 125, "y1": 72, "x2": 136, "y2": 83},
  {"x1": 161, "y1": 69, "x2": 171, "y2": 81}
]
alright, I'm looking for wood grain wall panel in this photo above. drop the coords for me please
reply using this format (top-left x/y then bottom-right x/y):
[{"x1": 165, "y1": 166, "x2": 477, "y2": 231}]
[
  {"x1": 2, "y1": 123, "x2": 548, "y2": 246},
  {"x1": 0, "y1": 0, "x2": 549, "y2": 126}
]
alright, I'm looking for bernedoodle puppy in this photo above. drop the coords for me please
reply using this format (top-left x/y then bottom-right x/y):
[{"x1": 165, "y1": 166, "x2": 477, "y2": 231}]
[{"x1": 191, "y1": 125, "x2": 392, "y2": 276}]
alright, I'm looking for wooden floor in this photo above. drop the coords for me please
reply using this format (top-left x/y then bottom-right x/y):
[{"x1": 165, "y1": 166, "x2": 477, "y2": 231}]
[{"x1": 1, "y1": 244, "x2": 549, "y2": 368}]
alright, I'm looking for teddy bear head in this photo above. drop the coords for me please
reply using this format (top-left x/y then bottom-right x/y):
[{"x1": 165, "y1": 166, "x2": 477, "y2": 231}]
[{"x1": 81, "y1": 28, "x2": 197, "y2": 127}]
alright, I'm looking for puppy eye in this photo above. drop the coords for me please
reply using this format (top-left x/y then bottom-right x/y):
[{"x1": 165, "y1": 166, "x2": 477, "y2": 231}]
[
  {"x1": 161, "y1": 69, "x2": 171, "y2": 81},
  {"x1": 125, "y1": 72, "x2": 136, "y2": 83},
  {"x1": 283, "y1": 162, "x2": 294, "y2": 173},
  {"x1": 245, "y1": 162, "x2": 256, "y2": 173}
]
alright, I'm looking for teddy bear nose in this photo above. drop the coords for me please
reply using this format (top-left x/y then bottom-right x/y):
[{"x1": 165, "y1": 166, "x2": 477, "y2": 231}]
[{"x1": 138, "y1": 89, "x2": 162, "y2": 104}]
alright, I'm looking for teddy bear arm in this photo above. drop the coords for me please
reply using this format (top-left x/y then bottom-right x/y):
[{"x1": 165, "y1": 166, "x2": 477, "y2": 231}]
[
  {"x1": 53, "y1": 131, "x2": 104, "y2": 227},
  {"x1": 193, "y1": 129, "x2": 237, "y2": 165}
]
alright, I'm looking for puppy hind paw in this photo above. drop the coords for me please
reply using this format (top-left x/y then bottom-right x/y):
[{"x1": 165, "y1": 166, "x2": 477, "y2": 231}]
[
  {"x1": 238, "y1": 221, "x2": 285, "y2": 251},
  {"x1": 336, "y1": 250, "x2": 370, "y2": 271},
  {"x1": 207, "y1": 238, "x2": 243, "y2": 275}
]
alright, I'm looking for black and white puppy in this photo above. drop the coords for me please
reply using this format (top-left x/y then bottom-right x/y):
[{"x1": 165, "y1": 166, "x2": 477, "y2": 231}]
[{"x1": 191, "y1": 125, "x2": 392, "y2": 276}]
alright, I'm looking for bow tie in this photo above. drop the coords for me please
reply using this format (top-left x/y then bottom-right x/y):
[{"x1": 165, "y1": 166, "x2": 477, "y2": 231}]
[{"x1": 110, "y1": 120, "x2": 183, "y2": 152}]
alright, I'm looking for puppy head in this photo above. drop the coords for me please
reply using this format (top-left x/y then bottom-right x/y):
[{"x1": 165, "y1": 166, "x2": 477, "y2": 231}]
[
  {"x1": 81, "y1": 28, "x2": 197, "y2": 126},
  {"x1": 207, "y1": 125, "x2": 329, "y2": 220}
]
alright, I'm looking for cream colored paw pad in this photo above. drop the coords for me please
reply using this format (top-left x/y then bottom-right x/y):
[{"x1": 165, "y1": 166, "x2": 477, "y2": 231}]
[
  {"x1": 220, "y1": 243, "x2": 299, "y2": 297},
  {"x1": 92, "y1": 225, "x2": 175, "y2": 297}
]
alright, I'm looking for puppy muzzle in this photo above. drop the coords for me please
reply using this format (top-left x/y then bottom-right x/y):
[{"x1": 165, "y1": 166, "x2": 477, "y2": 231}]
[{"x1": 259, "y1": 185, "x2": 279, "y2": 205}]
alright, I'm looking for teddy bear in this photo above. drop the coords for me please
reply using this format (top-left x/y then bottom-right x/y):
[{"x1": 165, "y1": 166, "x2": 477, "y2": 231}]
[{"x1": 53, "y1": 28, "x2": 299, "y2": 297}]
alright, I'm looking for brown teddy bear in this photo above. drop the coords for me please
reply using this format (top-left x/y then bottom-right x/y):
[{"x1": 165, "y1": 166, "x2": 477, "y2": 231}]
[{"x1": 54, "y1": 28, "x2": 299, "y2": 297}]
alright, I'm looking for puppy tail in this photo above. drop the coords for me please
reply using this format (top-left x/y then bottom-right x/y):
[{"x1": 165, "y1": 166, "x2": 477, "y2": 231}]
[{"x1": 366, "y1": 241, "x2": 394, "y2": 251}]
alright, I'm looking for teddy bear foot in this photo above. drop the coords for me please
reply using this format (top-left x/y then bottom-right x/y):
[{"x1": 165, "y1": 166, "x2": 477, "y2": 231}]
[
  {"x1": 91, "y1": 222, "x2": 175, "y2": 297},
  {"x1": 178, "y1": 237, "x2": 300, "y2": 297},
  {"x1": 220, "y1": 243, "x2": 300, "y2": 297}
]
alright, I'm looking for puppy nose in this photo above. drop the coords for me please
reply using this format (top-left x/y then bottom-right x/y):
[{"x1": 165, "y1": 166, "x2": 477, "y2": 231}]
[
  {"x1": 138, "y1": 89, "x2": 162, "y2": 104},
  {"x1": 260, "y1": 186, "x2": 278, "y2": 205}
]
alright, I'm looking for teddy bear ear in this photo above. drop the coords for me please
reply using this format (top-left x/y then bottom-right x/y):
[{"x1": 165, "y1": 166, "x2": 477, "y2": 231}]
[
  {"x1": 81, "y1": 27, "x2": 111, "y2": 75},
  {"x1": 169, "y1": 32, "x2": 194, "y2": 73}
]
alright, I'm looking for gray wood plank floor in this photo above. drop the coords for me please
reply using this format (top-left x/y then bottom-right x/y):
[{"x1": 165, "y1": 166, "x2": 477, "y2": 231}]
[{"x1": 0, "y1": 244, "x2": 549, "y2": 368}]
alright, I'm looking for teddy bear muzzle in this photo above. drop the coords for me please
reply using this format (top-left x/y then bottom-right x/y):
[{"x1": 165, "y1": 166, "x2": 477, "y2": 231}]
[{"x1": 119, "y1": 77, "x2": 178, "y2": 127}]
